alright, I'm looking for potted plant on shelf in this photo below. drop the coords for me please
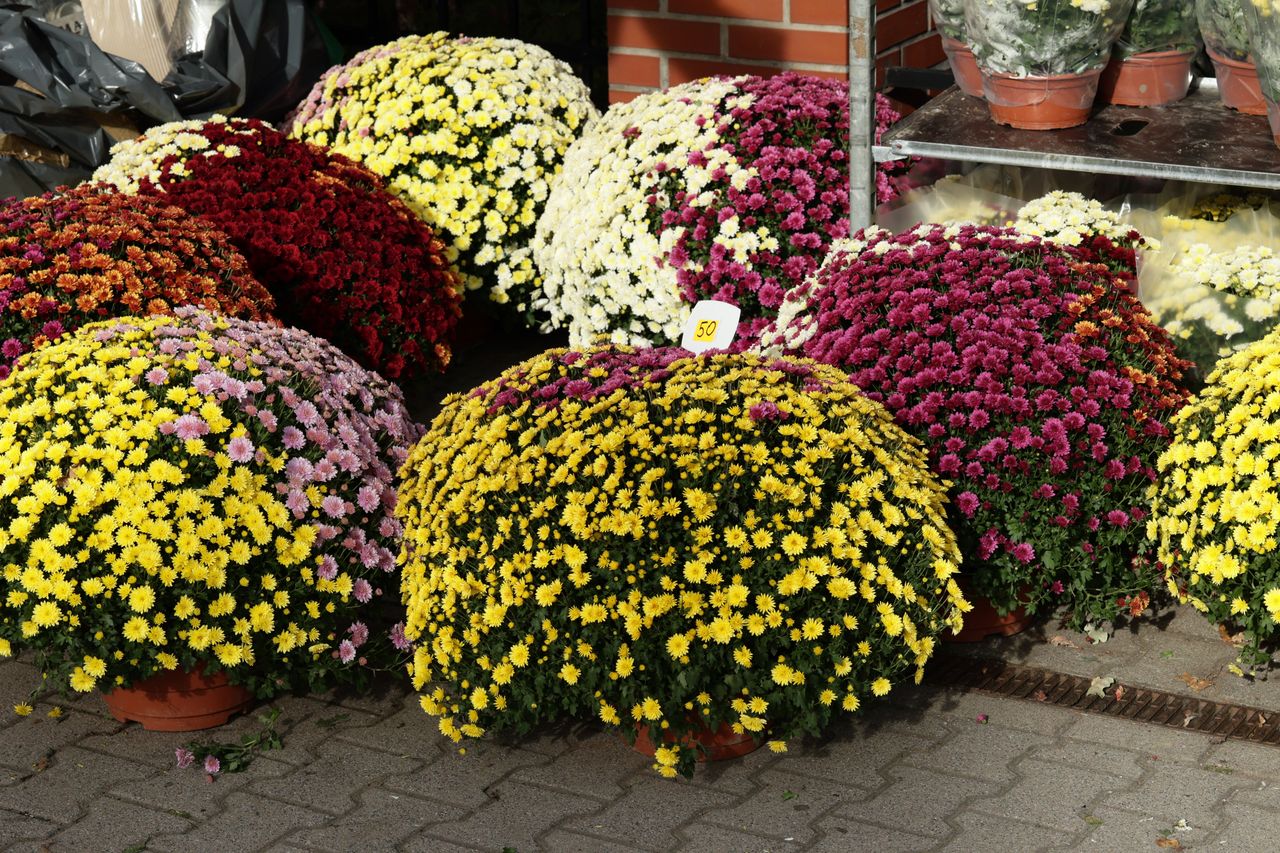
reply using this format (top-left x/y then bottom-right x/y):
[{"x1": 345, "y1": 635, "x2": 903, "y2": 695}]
[
  {"x1": 1198, "y1": 0, "x2": 1267, "y2": 113},
  {"x1": 1243, "y1": 0, "x2": 1280, "y2": 142},
  {"x1": 0, "y1": 310, "x2": 421, "y2": 730},
  {"x1": 963, "y1": 0, "x2": 1137, "y2": 129},
  {"x1": 931, "y1": 0, "x2": 985, "y2": 96},
  {"x1": 763, "y1": 224, "x2": 1190, "y2": 636},
  {"x1": 1099, "y1": 0, "x2": 1201, "y2": 106},
  {"x1": 397, "y1": 346, "x2": 968, "y2": 778}
]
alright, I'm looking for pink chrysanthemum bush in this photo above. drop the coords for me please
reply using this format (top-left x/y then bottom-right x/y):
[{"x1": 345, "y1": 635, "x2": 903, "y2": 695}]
[
  {"x1": 533, "y1": 73, "x2": 858, "y2": 348},
  {"x1": 397, "y1": 345, "x2": 968, "y2": 778},
  {"x1": 0, "y1": 308, "x2": 422, "y2": 699},
  {"x1": 765, "y1": 224, "x2": 1191, "y2": 627}
]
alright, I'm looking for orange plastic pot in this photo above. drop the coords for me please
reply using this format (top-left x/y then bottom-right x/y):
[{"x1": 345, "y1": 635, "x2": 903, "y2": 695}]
[
  {"x1": 1267, "y1": 97, "x2": 1280, "y2": 150},
  {"x1": 102, "y1": 666, "x2": 253, "y2": 732},
  {"x1": 632, "y1": 718, "x2": 760, "y2": 762},
  {"x1": 1097, "y1": 50, "x2": 1194, "y2": 107},
  {"x1": 942, "y1": 36, "x2": 984, "y2": 98},
  {"x1": 981, "y1": 69, "x2": 1102, "y2": 130},
  {"x1": 946, "y1": 579, "x2": 1036, "y2": 643},
  {"x1": 1207, "y1": 50, "x2": 1267, "y2": 115}
]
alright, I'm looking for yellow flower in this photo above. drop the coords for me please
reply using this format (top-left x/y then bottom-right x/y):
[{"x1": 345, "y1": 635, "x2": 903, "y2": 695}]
[
  {"x1": 31, "y1": 601, "x2": 61, "y2": 628},
  {"x1": 13, "y1": 703, "x2": 32, "y2": 716},
  {"x1": 127, "y1": 586, "x2": 156, "y2": 613},
  {"x1": 665, "y1": 634, "x2": 691, "y2": 659},
  {"x1": 69, "y1": 667, "x2": 96, "y2": 693},
  {"x1": 733, "y1": 647, "x2": 752, "y2": 668},
  {"x1": 871, "y1": 677, "x2": 891, "y2": 697},
  {"x1": 559, "y1": 663, "x2": 581, "y2": 685},
  {"x1": 767, "y1": 740, "x2": 787, "y2": 753},
  {"x1": 122, "y1": 617, "x2": 150, "y2": 642}
]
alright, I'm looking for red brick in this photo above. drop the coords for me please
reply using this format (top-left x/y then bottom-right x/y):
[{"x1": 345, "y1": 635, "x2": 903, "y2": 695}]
[
  {"x1": 609, "y1": 88, "x2": 648, "y2": 103},
  {"x1": 607, "y1": 0, "x2": 659, "y2": 9},
  {"x1": 669, "y1": 0, "x2": 783, "y2": 21},
  {"x1": 791, "y1": 0, "x2": 849, "y2": 26},
  {"x1": 608, "y1": 52, "x2": 662, "y2": 87},
  {"x1": 876, "y1": 0, "x2": 902, "y2": 11},
  {"x1": 876, "y1": 1, "x2": 928, "y2": 49},
  {"x1": 667, "y1": 56, "x2": 768, "y2": 84},
  {"x1": 608, "y1": 14, "x2": 721, "y2": 55},
  {"x1": 729, "y1": 24, "x2": 847, "y2": 65},
  {"x1": 875, "y1": 48, "x2": 899, "y2": 89},
  {"x1": 901, "y1": 32, "x2": 944, "y2": 68}
]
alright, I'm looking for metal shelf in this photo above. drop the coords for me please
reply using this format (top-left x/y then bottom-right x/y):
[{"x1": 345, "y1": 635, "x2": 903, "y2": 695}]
[{"x1": 875, "y1": 82, "x2": 1280, "y2": 191}]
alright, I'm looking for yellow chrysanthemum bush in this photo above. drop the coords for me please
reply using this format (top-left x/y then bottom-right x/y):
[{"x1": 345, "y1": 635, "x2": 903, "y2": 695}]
[
  {"x1": 397, "y1": 345, "x2": 969, "y2": 778},
  {"x1": 1149, "y1": 328, "x2": 1280, "y2": 672},
  {"x1": 0, "y1": 308, "x2": 422, "y2": 699},
  {"x1": 286, "y1": 33, "x2": 598, "y2": 314}
]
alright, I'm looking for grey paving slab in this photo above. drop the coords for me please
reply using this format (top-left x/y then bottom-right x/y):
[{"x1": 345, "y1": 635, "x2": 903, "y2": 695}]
[
  {"x1": 330, "y1": 702, "x2": 439, "y2": 758},
  {"x1": 110, "y1": 756, "x2": 294, "y2": 820},
  {"x1": 381, "y1": 741, "x2": 553, "y2": 811},
  {"x1": 145, "y1": 792, "x2": 329, "y2": 853},
  {"x1": 936, "y1": 810, "x2": 1074, "y2": 852},
  {"x1": 1026, "y1": 738, "x2": 1146, "y2": 781},
  {"x1": 809, "y1": 816, "x2": 935, "y2": 852},
  {"x1": 899, "y1": 717, "x2": 1055, "y2": 784},
  {"x1": 0, "y1": 745, "x2": 153, "y2": 824},
  {"x1": 696, "y1": 768, "x2": 860, "y2": 846},
  {"x1": 425, "y1": 779, "x2": 607, "y2": 852},
  {"x1": 397, "y1": 833, "x2": 487, "y2": 853},
  {"x1": 1203, "y1": 738, "x2": 1280, "y2": 781},
  {"x1": 558, "y1": 775, "x2": 740, "y2": 852},
  {"x1": 507, "y1": 728, "x2": 648, "y2": 800},
  {"x1": 1068, "y1": 805, "x2": 1206, "y2": 851},
  {"x1": 0, "y1": 807, "x2": 61, "y2": 845},
  {"x1": 1209, "y1": 801, "x2": 1280, "y2": 849},
  {"x1": 247, "y1": 738, "x2": 422, "y2": 815},
  {"x1": 779, "y1": 726, "x2": 934, "y2": 791},
  {"x1": 543, "y1": 827, "x2": 671, "y2": 853},
  {"x1": 282, "y1": 788, "x2": 467, "y2": 852},
  {"x1": 1059, "y1": 712, "x2": 1215, "y2": 762},
  {"x1": 912, "y1": 687, "x2": 1078, "y2": 736},
  {"x1": 1103, "y1": 760, "x2": 1251, "y2": 828},
  {"x1": 831, "y1": 765, "x2": 1002, "y2": 839},
  {"x1": 0, "y1": 713, "x2": 119, "y2": 771},
  {"x1": 966, "y1": 757, "x2": 1127, "y2": 834},
  {"x1": 41, "y1": 795, "x2": 192, "y2": 852}
]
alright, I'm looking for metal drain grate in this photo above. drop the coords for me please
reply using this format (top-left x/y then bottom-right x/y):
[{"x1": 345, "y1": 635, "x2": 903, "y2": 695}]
[{"x1": 927, "y1": 653, "x2": 1280, "y2": 746}]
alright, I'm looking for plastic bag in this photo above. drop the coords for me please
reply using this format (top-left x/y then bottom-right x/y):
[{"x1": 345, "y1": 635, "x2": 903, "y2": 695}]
[
  {"x1": 1242, "y1": 0, "x2": 1280, "y2": 137},
  {"x1": 1197, "y1": 0, "x2": 1251, "y2": 61},
  {"x1": 875, "y1": 176, "x2": 1023, "y2": 232},
  {"x1": 1115, "y1": 0, "x2": 1200, "y2": 58},
  {"x1": 963, "y1": 0, "x2": 1137, "y2": 77},
  {"x1": 929, "y1": 0, "x2": 967, "y2": 41},
  {"x1": 80, "y1": 0, "x2": 224, "y2": 81}
]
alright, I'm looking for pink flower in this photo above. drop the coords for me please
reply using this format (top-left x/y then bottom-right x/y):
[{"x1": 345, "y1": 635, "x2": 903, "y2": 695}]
[
  {"x1": 145, "y1": 367, "x2": 169, "y2": 385},
  {"x1": 227, "y1": 436, "x2": 254, "y2": 463},
  {"x1": 353, "y1": 578, "x2": 373, "y2": 603},
  {"x1": 1010, "y1": 542, "x2": 1035, "y2": 564},
  {"x1": 390, "y1": 622, "x2": 410, "y2": 651},
  {"x1": 317, "y1": 555, "x2": 338, "y2": 581},
  {"x1": 203, "y1": 755, "x2": 220, "y2": 775},
  {"x1": 357, "y1": 485, "x2": 381, "y2": 513},
  {"x1": 282, "y1": 426, "x2": 305, "y2": 449},
  {"x1": 955, "y1": 491, "x2": 980, "y2": 517},
  {"x1": 339, "y1": 640, "x2": 357, "y2": 663},
  {"x1": 1106, "y1": 510, "x2": 1130, "y2": 527},
  {"x1": 348, "y1": 621, "x2": 369, "y2": 647},
  {"x1": 173, "y1": 414, "x2": 210, "y2": 440},
  {"x1": 175, "y1": 747, "x2": 195, "y2": 769},
  {"x1": 321, "y1": 495, "x2": 347, "y2": 518}
]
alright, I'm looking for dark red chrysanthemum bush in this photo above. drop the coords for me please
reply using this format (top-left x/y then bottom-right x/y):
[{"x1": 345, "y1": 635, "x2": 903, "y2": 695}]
[{"x1": 92, "y1": 117, "x2": 462, "y2": 380}]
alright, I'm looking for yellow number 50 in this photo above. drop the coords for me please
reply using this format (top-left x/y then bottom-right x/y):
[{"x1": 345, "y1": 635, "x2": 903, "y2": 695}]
[{"x1": 693, "y1": 319, "x2": 718, "y2": 341}]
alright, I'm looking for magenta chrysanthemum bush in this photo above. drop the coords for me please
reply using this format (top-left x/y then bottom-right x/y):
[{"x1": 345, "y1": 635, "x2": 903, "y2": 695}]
[
  {"x1": 534, "y1": 72, "x2": 853, "y2": 348},
  {"x1": 765, "y1": 224, "x2": 1191, "y2": 626},
  {"x1": 0, "y1": 307, "x2": 422, "y2": 698}
]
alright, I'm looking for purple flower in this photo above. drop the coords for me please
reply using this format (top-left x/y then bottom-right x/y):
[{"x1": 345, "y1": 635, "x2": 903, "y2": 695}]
[
  {"x1": 390, "y1": 622, "x2": 410, "y2": 651},
  {"x1": 282, "y1": 426, "x2": 305, "y2": 449},
  {"x1": 353, "y1": 578, "x2": 373, "y2": 603},
  {"x1": 1106, "y1": 510, "x2": 1130, "y2": 527},
  {"x1": 227, "y1": 436, "x2": 254, "y2": 463},
  {"x1": 955, "y1": 491, "x2": 980, "y2": 517},
  {"x1": 317, "y1": 555, "x2": 338, "y2": 580},
  {"x1": 1010, "y1": 542, "x2": 1035, "y2": 564},
  {"x1": 175, "y1": 747, "x2": 195, "y2": 769}
]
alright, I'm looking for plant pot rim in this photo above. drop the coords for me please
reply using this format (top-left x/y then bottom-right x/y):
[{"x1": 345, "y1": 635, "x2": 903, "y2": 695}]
[
  {"x1": 1206, "y1": 49, "x2": 1256, "y2": 69},
  {"x1": 984, "y1": 68, "x2": 1104, "y2": 83}
]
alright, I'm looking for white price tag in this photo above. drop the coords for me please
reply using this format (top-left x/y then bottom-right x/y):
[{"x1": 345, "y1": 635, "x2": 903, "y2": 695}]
[{"x1": 680, "y1": 300, "x2": 740, "y2": 353}]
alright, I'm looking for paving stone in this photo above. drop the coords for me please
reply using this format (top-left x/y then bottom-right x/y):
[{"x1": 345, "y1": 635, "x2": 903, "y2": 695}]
[
  {"x1": 248, "y1": 739, "x2": 421, "y2": 815},
  {"x1": 1224, "y1": 777, "x2": 1280, "y2": 809},
  {"x1": 330, "y1": 703, "x2": 439, "y2": 758},
  {"x1": 780, "y1": 726, "x2": 933, "y2": 790},
  {"x1": 43, "y1": 795, "x2": 191, "y2": 852},
  {"x1": 918, "y1": 689, "x2": 1077, "y2": 737},
  {"x1": 1203, "y1": 738, "x2": 1280, "y2": 781},
  {"x1": 543, "y1": 828, "x2": 667, "y2": 853},
  {"x1": 937, "y1": 810, "x2": 1073, "y2": 852},
  {"x1": 508, "y1": 728, "x2": 647, "y2": 800},
  {"x1": 283, "y1": 788, "x2": 467, "y2": 852},
  {"x1": 1104, "y1": 760, "x2": 1250, "y2": 828},
  {"x1": 809, "y1": 816, "x2": 934, "y2": 852},
  {"x1": 111, "y1": 756, "x2": 293, "y2": 820},
  {"x1": 0, "y1": 712, "x2": 119, "y2": 771},
  {"x1": 900, "y1": 717, "x2": 1053, "y2": 783},
  {"x1": 147, "y1": 792, "x2": 329, "y2": 852},
  {"x1": 967, "y1": 758, "x2": 1127, "y2": 833},
  {"x1": 1027, "y1": 738, "x2": 1146, "y2": 781},
  {"x1": 381, "y1": 742, "x2": 553, "y2": 810},
  {"x1": 831, "y1": 765, "x2": 1000, "y2": 838},
  {"x1": 1060, "y1": 713, "x2": 1214, "y2": 763},
  {"x1": 426, "y1": 780, "x2": 605, "y2": 852},
  {"x1": 677, "y1": 741, "x2": 785, "y2": 797},
  {"x1": 77, "y1": 724, "x2": 198, "y2": 770},
  {"x1": 1069, "y1": 805, "x2": 1209, "y2": 851},
  {"x1": 263, "y1": 698, "x2": 384, "y2": 766},
  {"x1": 0, "y1": 745, "x2": 153, "y2": 823},
  {"x1": 0, "y1": 807, "x2": 60, "y2": 845},
  {"x1": 397, "y1": 833, "x2": 488, "y2": 853},
  {"x1": 676, "y1": 822, "x2": 799, "y2": 852},
  {"x1": 1208, "y1": 801, "x2": 1280, "y2": 849},
  {"x1": 559, "y1": 775, "x2": 740, "y2": 851},
  {"x1": 696, "y1": 769, "x2": 861, "y2": 845}
]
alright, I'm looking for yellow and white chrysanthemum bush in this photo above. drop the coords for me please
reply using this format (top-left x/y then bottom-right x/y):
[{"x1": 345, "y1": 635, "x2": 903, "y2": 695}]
[
  {"x1": 1149, "y1": 328, "x2": 1280, "y2": 671},
  {"x1": 397, "y1": 345, "x2": 968, "y2": 778},
  {"x1": 1013, "y1": 190, "x2": 1150, "y2": 276},
  {"x1": 0, "y1": 309, "x2": 421, "y2": 699},
  {"x1": 286, "y1": 33, "x2": 598, "y2": 311}
]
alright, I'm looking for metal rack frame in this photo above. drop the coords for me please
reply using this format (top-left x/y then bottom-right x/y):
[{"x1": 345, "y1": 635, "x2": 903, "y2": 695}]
[{"x1": 850, "y1": 2, "x2": 1280, "y2": 226}]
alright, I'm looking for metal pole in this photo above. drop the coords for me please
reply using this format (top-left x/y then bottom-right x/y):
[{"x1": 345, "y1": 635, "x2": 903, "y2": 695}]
[{"x1": 848, "y1": 0, "x2": 875, "y2": 232}]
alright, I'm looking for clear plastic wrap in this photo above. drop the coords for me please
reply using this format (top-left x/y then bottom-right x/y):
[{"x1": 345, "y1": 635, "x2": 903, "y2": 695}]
[
  {"x1": 875, "y1": 177, "x2": 1023, "y2": 232},
  {"x1": 1197, "y1": 0, "x2": 1251, "y2": 60},
  {"x1": 930, "y1": 0, "x2": 967, "y2": 40},
  {"x1": 963, "y1": 0, "x2": 1137, "y2": 77},
  {"x1": 1243, "y1": 0, "x2": 1280, "y2": 138},
  {"x1": 1116, "y1": 0, "x2": 1200, "y2": 57},
  {"x1": 80, "y1": 0, "x2": 225, "y2": 81}
]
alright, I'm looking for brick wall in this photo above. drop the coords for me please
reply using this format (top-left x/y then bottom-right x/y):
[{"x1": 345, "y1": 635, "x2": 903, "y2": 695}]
[{"x1": 606, "y1": 0, "x2": 942, "y2": 103}]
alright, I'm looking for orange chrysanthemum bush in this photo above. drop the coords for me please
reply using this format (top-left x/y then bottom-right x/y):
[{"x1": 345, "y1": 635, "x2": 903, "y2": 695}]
[
  {"x1": 0, "y1": 185, "x2": 272, "y2": 381},
  {"x1": 397, "y1": 345, "x2": 968, "y2": 778}
]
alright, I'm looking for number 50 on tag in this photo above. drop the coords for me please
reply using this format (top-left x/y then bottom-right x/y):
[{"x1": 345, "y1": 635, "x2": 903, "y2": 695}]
[{"x1": 681, "y1": 300, "x2": 740, "y2": 353}]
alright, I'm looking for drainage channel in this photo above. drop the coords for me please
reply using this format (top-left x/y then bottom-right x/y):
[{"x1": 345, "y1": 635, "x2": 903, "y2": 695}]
[{"x1": 927, "y1": 652, "x2": 1280, "y2": 746}]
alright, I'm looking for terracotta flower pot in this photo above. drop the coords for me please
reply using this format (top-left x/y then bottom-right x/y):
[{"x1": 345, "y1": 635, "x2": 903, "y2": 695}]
[
  {"x1": 102, "y1": 666, "x2": 253, "y2": 732},
  {"x1": 941, "y1": 36, "x2": 984, "y2": 98},
  {"x1": 1097, "y1": 50, "x2": 1195, "y2": 107},
  {"x1": 632, "y1": 718, "x2": 760, "y2": 762},
  {"x1": 1266, "y1": 97, "x2": 1280, "y2": 150},
  {"x1": 946, "y1": 578, "x2": 1036, "y2": 643},
  {"x1": 981, "y1": 69, "x2": 1103, "y2": 130},
  {"x1": 1207, "y1": 50, "x2": 1267, "y2": 115}
]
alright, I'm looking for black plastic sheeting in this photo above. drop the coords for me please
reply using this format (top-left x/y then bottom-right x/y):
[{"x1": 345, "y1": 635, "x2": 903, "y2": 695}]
[{"x1": 0, "y1": 0, "x2": 333, "y2": 198}]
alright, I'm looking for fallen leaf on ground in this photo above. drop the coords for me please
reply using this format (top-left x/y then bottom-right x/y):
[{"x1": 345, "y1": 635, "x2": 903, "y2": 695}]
[
  {"x1": 1155, "y1": 837, "x2": 1182, "y2": 849},
  {"x1": 1049, "y1": 635, "x2": 1080, "y2": 649},
  {"x1": 1219, "y1": 625, "x2": 1246, "y2": 647},
  {"x1": 1032, "y1": 689, "x2": 1048, "y2": 702},
  {"x1": 1084, "y1": 624, "x2": 1110, "y2": 644},
  {"x1": 1114, "y1": 685, "x2": 1126, "y2": 701},
  {"x1": 1086, "y1": 676, "x2": 1115, "y2": 698},
  {"x1": 1182, "y1": 710, "x2": 1198, "y2": 728},
  {"x1": 1178, "y1": 672, "x2": 1213, "y2": 692}
]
